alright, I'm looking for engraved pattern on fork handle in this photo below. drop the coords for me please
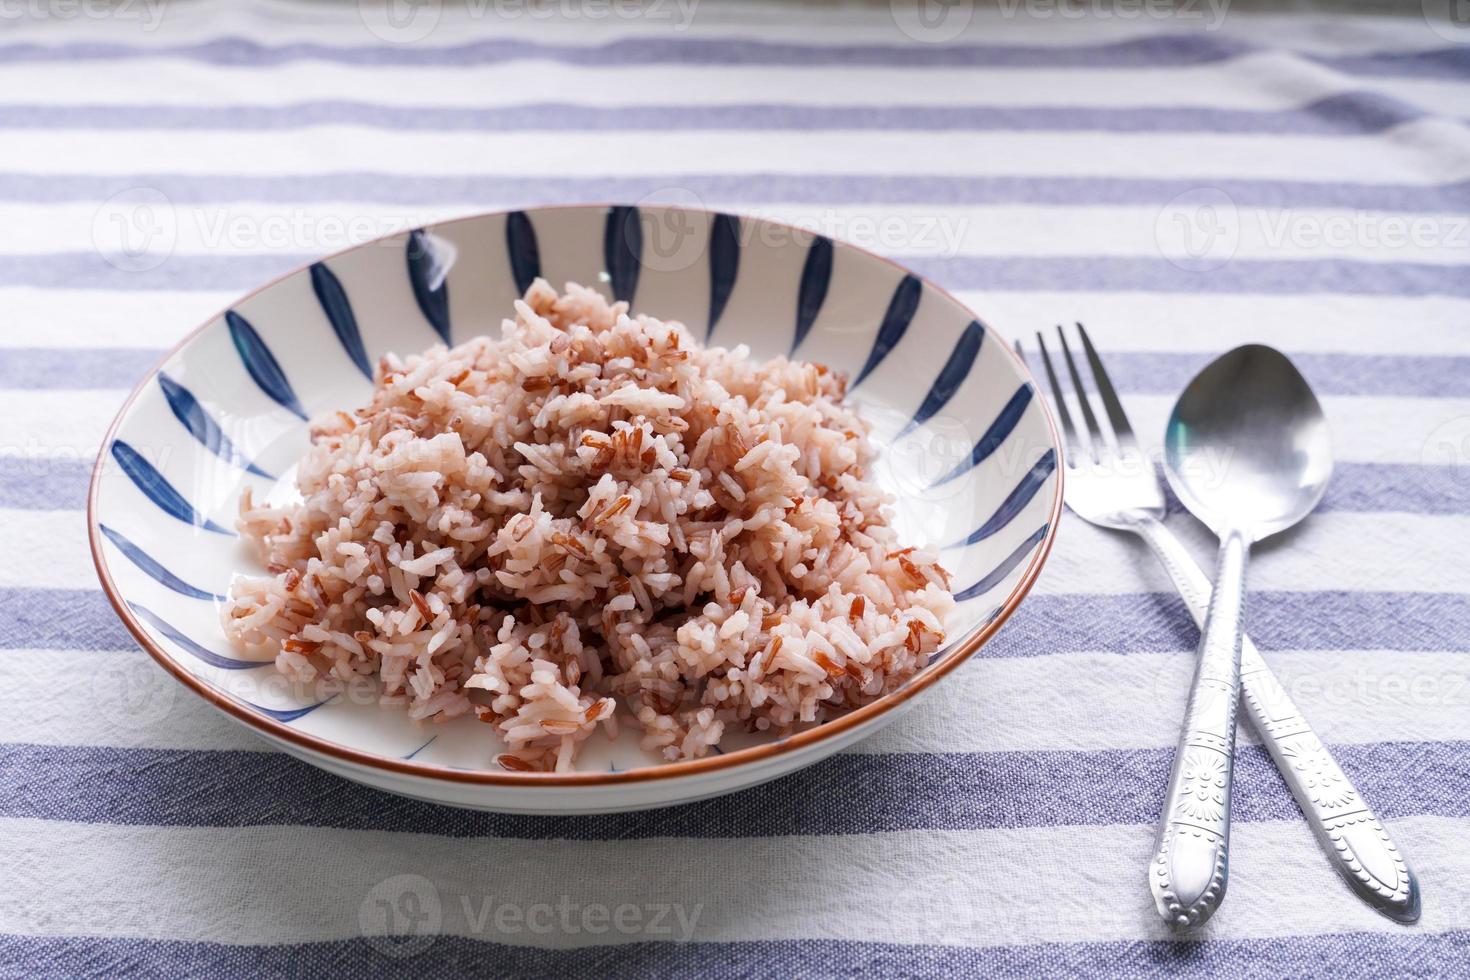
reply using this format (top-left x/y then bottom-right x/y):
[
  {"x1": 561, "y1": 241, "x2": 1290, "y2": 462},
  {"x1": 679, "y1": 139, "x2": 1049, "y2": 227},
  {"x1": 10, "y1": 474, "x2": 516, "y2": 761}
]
[
  {"x1": 1149, "y1": 529, "x2": 1248, "y2": 928},
  {"x1": 1136, "y1": 516, "x2": 1421, "y2": 923}
]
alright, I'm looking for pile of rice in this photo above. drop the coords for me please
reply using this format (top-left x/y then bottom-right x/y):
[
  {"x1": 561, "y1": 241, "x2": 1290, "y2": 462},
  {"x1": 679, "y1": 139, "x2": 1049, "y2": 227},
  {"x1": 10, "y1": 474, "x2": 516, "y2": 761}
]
[{"x1": 223, "y1": 280, "x2": 954, "y2": 772}]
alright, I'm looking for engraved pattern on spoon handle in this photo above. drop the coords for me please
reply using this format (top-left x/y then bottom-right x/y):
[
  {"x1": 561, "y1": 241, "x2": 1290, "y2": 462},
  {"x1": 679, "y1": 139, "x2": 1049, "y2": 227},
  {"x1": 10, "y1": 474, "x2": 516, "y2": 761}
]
[
  {"x1": 1148, "y1": 528, "x2": 1247, "y2": 929},
  {"x1": 1134, "y1": 516, "x2": 1421, "y2": 922}
]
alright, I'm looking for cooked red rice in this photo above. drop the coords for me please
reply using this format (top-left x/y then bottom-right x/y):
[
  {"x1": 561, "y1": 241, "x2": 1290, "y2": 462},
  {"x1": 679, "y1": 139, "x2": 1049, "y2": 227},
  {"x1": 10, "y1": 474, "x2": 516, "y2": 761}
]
[{"x1": 223, "y1": 280, "x2": 954, "y2": 772}]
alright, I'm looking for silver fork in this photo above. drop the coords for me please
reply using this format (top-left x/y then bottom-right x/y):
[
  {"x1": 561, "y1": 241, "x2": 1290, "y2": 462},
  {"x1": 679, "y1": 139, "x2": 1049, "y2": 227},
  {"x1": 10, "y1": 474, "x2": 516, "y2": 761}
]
[{"x1": 1024, "y1": 324, "x2": 1420, "y2": 925}]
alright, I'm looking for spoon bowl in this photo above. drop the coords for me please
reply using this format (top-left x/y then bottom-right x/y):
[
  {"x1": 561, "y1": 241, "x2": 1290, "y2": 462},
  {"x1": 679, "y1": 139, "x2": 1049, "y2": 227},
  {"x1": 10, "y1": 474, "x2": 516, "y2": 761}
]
[{"x1": 1163, "y1": 344, "x2": 1333, "y2": 541}]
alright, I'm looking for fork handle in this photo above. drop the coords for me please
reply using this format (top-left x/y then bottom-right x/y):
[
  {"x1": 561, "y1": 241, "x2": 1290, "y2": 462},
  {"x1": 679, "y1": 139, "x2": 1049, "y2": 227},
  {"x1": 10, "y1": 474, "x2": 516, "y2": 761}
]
[{"x1": 1135, "y1": 516, "x2": 1421, "y2": 923}]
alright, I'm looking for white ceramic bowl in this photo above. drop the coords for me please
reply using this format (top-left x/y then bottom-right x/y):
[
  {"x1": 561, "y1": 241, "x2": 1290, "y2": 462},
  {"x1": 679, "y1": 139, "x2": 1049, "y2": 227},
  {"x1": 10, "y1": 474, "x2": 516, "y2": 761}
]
[{"x1": 89, "y1": 205, "x2": 1061, "y2": 813}]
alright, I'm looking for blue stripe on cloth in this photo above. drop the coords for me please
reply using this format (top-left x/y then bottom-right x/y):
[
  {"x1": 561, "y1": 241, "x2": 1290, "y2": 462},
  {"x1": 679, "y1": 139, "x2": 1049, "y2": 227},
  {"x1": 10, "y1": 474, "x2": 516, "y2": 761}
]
[
  {"x1": 1317, "y1": 463, "x2": 1470, "y2": 515},
  {"x1": 995, "y1": 591, "x2": 1470, "y2": 658},
  {"x1": 2, "y1": 931, "x2": 1468, "y2": 980},
  {"x1": 0, "y1": 92, "x2": 1452, "y2": 134},
  {"x1": 0, "y1": 458, "x2": 92, "y2": 510},
  {"x1": 5, "y1": 587, "x2": 1470, "y2": 655},
  {"x1": 10, "y1": 252, "x2": 1470, "y2": 296},
  {"x1": 1327, "y1": 46, "x2": 1470, "y2": 79},
  {"x1": 1, "y1": 456, "x2": 1461, "y2": 517},
  {"x1": 0, "y1": 34, "x2": 1466, "y2": 76},
  {"x1": 0, "y1": 740, "x2": 1465, "y2": 836},
  {"x1": 0, "y1": 349, "x2": 162, "y2": 389},
  {"x1": 3, "y1": 174, "x2": 1467, "y2": 211},
  {"x1": 0, "y1": 590, "x2": 133, "y2": 650}
]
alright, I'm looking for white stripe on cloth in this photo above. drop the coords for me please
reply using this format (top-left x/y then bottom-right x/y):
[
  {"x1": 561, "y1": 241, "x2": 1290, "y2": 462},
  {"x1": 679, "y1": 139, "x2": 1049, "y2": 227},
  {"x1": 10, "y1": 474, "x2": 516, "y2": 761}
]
[
  {"x1": 2, "y1": 48, "x2": 1469, "y2": 113},
  {"x1": 3, "y1": 123, "x2": 1469, "y2": 182},
  {"x1": 3, "y1": 815, "x2": 1466, "y2": 946},
  {"x1": 0, "y1": 289, "x2": 236, "y2": 349},
  {"x1": 5, "y1": 646, "x2": 1468, "y2": 755},
  {"x1": 1034, "y1": 510, "x2": 1470, "y2": 596}
]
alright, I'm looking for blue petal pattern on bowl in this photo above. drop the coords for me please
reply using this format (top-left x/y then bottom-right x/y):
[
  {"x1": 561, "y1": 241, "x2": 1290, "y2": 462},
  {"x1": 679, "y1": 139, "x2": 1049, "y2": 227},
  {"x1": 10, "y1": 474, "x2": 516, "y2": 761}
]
[
  {"x1": 505, "y1": 211, "x2": 541, "y2": 295},
  {"x1": 948, "y1": 448, "x2": 1058, "y2": 549},
  {"x1": 954, "y1": 523, "x2": 1052, "y2": 602},
  {"x1": 792, "y1": 235, "x2": 833, "y2": 354},
  {"x1": 404, "y1": 735, "x2": 439, "y2": 760},
  {"x1": 100, "y1": 524, "x2": 224, "y2": 601},
  {"x1": 110, "y1": 440, "x2": 233, "y2": 535},
  {"x1": 854, "y1": 274, "x2": 921, "y2": 388},
  {"x1": 227, "y1": 310, "x2": 308, "y2": 421},
  {"x1": 311, "y1": 261, "x2": 372, "y2": 380},
  {"x1": 250, "y1": 698, "x2": 337, "y2": 723},
  {"x1": 899, "y1": 320, "x2": 985, "y2": 438},
  {"x1": 707, "y1": 213, "x2": 741, "y2": 338},
  {"x1": 604, "y1": 205, "x2": 642, "y2": 303},
  {"x1": 157, "y1": 373, "x2": 273, "y2": 479},
  {"x1": 129, "y1": 602, "x2": 263, "y2": 669},
  {"x1": 933, "y1": 384, "x2": 1034, "y2": 487},
  {"x1": 407, "y1": 229, "x2": 453, "y2": 344}
]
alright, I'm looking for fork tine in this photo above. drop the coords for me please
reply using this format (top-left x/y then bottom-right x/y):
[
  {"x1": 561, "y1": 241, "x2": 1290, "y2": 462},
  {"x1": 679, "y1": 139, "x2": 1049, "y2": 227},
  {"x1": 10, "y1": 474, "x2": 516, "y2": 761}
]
[
  {"x1": 1027, "y1": 333, "x2": 1089, "y2": 465},
  {"x1": 1076, "y1": 322, "x2": 1139, "y2": 452},
  {"x1": 1056, "y1": 325, "x2": 1110, "y2": 452}
]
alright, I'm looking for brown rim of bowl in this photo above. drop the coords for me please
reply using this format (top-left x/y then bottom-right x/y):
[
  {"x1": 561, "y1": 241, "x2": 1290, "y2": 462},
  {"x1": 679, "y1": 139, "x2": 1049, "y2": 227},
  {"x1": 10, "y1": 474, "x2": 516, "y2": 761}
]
[{"x1": 87, "y1": 202, "x2": 1064, "y2": 789}]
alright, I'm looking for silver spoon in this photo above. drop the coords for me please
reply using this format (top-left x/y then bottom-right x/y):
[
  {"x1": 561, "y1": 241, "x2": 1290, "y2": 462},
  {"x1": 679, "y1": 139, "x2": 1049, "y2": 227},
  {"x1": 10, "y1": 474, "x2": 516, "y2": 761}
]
[{"x1": 1150, "y1": 345, "x2": 1333, "y2": 928}]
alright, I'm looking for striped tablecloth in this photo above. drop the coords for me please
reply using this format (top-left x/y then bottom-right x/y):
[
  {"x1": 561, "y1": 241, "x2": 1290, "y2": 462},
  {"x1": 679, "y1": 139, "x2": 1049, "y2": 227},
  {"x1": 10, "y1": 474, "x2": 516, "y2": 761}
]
[{"x1": 4, "y1": 1, "x2": 1469, "y2": 975}]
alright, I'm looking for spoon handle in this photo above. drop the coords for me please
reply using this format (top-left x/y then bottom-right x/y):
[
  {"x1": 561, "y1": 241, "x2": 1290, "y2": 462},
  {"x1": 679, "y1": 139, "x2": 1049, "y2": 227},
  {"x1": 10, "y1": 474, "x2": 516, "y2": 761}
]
[
  {"x1": 1135, "y1": 517, "x2": 1421, "y2": 923},
  {"x1": 1149, "y1": 528, "x2": 1249, "y2": 928}
]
